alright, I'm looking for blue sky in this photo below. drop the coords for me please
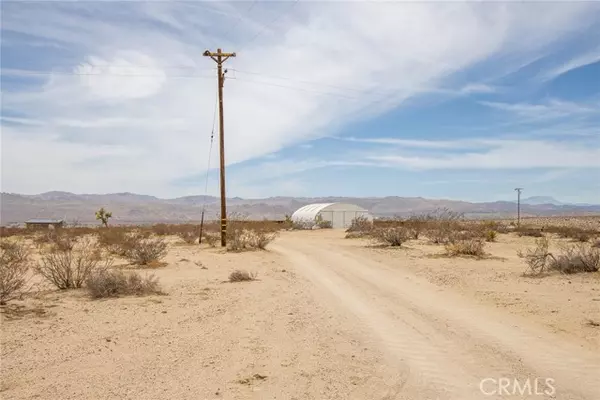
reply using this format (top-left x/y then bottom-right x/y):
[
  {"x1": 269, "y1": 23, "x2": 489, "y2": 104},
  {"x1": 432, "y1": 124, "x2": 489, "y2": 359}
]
[{"x1": 1, "y1": 1, "x2": 599, "y2": 203}]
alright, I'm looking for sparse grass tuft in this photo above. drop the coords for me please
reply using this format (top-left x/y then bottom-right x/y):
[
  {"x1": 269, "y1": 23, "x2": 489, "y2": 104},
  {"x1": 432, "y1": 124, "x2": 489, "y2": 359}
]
[
  {"x1": 0, "y1": 240, "x2": 31, "y2": 304},
  {"x1": 444, "y1": 239, "x2": 486, "y2": 257},
  {"x1": 86, "y1": 269, "x2": 163, "y2": 298},
  {"x1": 228, "y1": 270, "x2": 256, "y2": 282}
]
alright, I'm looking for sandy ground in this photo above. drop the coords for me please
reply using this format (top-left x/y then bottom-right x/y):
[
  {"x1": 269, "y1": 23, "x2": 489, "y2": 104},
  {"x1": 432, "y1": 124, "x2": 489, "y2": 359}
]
[{"x1": 2, "y1": 230, "x2": 599, "y2": 399}]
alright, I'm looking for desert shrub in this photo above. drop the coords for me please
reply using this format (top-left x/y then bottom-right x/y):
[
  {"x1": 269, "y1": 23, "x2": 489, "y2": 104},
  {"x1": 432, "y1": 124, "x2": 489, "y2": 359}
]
[
  {"x1": 317, "y1": 219, "x2": 332, "y2": 229},
  {"x1": 252, "y1": 231, "x2": 278, "y2": 249},
  {"x1": 403, "y1": 215, "x2": 430, "y2": 239},
  {"x1": 50, "y1": 231, "x2": 76, "y2": 252},
  {"x1": 36, "y1": 238, "x2": 112, "y2": 289},
  {"x1": 124, "y1": 234, "x2": 168, "y2": 265},
  {"x1": 346, "y1": 216, "x2": 373, "y2": 235},
  {"x1": 0, "y1": 241, "x2": 31, "y2": 304},
  {"x1": 518, "y1": 237, "x2": 553, "y2": 275},
  {"x1": 549, "y1": 244, "x2": 599, "y2": 274},
  {"x1": 485, "y1": 230, "x2": 497, "y2": 242},
  {"x1": 97, "y1": 228, "x2": 136, "y2": 256},
  {"x1": 445, "y1": 239, "x2": 486, "y2": 257},
  {"x1": 419, "y1": 208, "x2": 464, "y2": 244},
  {"x1": 371, "y1": 227, "x2": 411, "y2": 246},
  {"x1": 228, "y1": 270, "x2": 256, "y2": 282},
  {"x1": 543, "y1": 226, "x2": 596, "y2": 242},
  {"x1": 291, "y1": 219, "x2": 315, "y2": 230},
  {"x1": 227, "y1": 229, "x2": 277, "y2": 251},
  {"x1": 202, "y1": 232, "x2": 219, "y2": 247},
  {"x1": 151, "y1": 223, "x2": 171, "y2": 236},
  {"x1": 178, "y1": 230, "x2": 199, "y2": 244},
  {"x1": 0, "y1": 227, "x2": 28, "y2": 238},
  {"x1": 516, "y1": 227, "x2": 544, "y2": 237},
  {"x1": 86, "y1": 269, "x2": 163, "y2": 298},
  {"x1": 33, "y1": 230, "x2": 73, "y2": 249},
  {"x1": 518, "y1": 238, "x2": 599, "y2": 275}
]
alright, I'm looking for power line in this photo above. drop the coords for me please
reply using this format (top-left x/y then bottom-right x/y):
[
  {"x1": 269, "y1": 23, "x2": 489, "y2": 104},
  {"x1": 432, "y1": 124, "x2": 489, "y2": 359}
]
[
  {"x1": 231, "y1": 68, "x2": 383, "y2": 95},
  {"x1": 199, "y1": 86, "x2": 219, "y2": 245},
  {"x1": 230, "y1": 75, "x2": 362, "y2": 100},
  {"x1": 237, "y1": 0, "x2": 300, "y2": 52},
  {"x1": 223, "y1": 0, "x2": 258, "y2": 40},
  {"x1": 2, "y1": 69, "x2": 215, "y2": 78}
]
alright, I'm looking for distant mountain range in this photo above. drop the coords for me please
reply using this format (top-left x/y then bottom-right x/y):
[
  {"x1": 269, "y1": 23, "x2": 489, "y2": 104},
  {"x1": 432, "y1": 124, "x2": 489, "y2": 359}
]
[
  {"x1": 519, "y1": 196, "x2": 598, "y2": 207},
  {"x1": 1, "y1": 191, "x2": 599, "y2": 225}
]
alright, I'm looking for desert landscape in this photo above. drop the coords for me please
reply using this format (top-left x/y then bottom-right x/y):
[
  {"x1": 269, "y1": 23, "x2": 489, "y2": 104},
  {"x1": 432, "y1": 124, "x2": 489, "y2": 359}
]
[
  {"x1": 4, "y1": 1, "x2": 600, "y2": 399},
  {"x1": 1, "y1": 216, "x2": 599, "y2": 400}
]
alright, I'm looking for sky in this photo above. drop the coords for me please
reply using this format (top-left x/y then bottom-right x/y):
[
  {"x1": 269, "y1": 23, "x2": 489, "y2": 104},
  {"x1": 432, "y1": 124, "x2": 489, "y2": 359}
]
[{"x1": 1, "y1": 1, "x2": 600, "y2": 203}]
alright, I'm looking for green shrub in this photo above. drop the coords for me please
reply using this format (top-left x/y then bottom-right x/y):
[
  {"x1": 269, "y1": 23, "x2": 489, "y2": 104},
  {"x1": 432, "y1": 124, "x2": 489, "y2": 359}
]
[{"x1": 485, "y1": 230, "x2": 498, "y2": 242}]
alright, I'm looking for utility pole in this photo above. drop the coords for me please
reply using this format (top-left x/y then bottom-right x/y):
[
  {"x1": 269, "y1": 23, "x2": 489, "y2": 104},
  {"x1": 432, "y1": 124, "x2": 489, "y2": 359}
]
[
  {"x1": 203, "y1": 48, "x2": 236, "y2": 247},
  {"x1": 514, "y1": 188, "x2": 523, "y2": 227}
]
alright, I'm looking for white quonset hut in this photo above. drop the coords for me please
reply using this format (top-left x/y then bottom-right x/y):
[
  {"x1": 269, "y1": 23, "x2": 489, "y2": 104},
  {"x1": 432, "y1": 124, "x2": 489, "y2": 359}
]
[{"x1": 291, "y1": 203, "x2": 372, "y2": 229}]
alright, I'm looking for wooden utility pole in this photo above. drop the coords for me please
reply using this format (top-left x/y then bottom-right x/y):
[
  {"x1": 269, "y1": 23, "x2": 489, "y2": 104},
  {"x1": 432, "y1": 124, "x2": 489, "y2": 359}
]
[
  {"x1": 203, "y1": 48, "x2": 236, "y2": 247},
  {"x1": 515, "y1": 187, "x2": 523, "y2": 227}
]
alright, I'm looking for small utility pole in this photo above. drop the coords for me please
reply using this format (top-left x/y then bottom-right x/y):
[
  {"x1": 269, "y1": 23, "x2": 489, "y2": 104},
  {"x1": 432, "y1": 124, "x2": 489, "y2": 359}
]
[
  {"x1": 203, "y1": 48, "x2": 236, "y2": 247},
  {"x1": 514, "y1": 188, "x2": 523, "y2": 227}
]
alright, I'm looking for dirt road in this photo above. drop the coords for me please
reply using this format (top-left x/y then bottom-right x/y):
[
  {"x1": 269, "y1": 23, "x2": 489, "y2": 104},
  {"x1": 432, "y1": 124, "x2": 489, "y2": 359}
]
[
  {"x1": 2, "y1": 230, "x2": 599, "y2": 400},
  {"x1": 271, "y1": 232, "x2": 600, "y2": 400}
]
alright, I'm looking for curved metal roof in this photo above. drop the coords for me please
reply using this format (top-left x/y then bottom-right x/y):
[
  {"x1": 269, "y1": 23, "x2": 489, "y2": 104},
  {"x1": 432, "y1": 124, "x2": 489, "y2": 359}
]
[
  {"x1": 291, "y1": 203, "x2": 335, "y2": 221},
  {"x1": 291, "y1": 202, "x2": 370, "y2": 222}
]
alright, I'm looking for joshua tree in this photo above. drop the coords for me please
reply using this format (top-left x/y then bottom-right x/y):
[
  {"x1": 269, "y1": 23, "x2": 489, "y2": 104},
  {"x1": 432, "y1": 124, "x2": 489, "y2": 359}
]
[{"x1": 95, "y1": 207, "x2": 112, "y2": 228}]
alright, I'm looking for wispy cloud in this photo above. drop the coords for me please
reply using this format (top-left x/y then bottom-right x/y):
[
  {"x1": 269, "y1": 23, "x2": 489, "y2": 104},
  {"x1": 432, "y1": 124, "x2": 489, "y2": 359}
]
[
  {"x1": 2, "y1": 2, "x2": 600, "y2": 196},
  {"x1": 458, "y1": 83, "x2": 497, "y2": 95},
  {"x1": 367, "y1": 139, "x2": 600, "y2": 170},
  {"x1": 539, "y1": 48, "x2": 600, "y2": 81},
  {"x1": 480, "y1": 99, "x2": 599, "y2": 120}
]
